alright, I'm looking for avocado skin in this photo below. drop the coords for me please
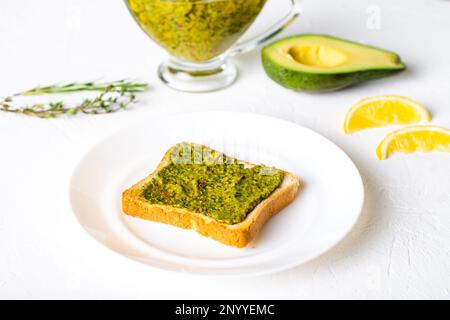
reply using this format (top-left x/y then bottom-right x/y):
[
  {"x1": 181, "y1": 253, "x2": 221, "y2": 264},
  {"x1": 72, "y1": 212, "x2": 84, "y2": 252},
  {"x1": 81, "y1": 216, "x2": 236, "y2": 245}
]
[{"x1": 261, "y1": 36, "x2": 407, "y2": 92}]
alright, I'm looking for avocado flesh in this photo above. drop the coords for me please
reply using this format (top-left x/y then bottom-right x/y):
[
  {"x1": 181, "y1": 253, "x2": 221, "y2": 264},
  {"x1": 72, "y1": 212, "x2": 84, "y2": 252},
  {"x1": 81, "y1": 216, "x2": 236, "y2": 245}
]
[{"x1": 262, "y1": 34, "x2": 406, "y2": 91}]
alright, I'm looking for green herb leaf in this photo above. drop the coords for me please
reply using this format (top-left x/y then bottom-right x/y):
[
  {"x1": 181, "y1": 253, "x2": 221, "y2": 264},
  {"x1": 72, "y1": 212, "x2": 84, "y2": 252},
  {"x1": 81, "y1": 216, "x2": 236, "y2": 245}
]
[{"x1": 0, "y1": 80, "x2": 148, "y2": 118}]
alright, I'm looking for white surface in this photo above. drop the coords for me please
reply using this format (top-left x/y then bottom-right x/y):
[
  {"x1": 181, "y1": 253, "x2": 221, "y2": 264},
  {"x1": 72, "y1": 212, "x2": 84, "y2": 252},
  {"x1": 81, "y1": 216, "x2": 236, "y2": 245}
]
[
  {"x1": 0, "y1": 0, "x2": 449, "y2": 299},
  {"x1": 70, "y1": 112, "x2": 364, "y2": 276}
]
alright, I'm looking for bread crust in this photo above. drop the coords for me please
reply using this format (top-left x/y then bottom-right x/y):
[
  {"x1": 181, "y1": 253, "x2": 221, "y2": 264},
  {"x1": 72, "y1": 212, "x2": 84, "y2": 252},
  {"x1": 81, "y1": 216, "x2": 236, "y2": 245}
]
[{"x1": 122, "y1": 143, "x2": 300, "y2": 248}]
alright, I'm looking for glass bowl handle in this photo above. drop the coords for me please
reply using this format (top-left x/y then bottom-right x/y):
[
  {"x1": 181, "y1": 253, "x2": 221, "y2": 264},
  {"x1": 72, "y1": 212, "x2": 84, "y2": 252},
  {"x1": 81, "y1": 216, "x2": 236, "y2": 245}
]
[{"x1": 229, "y1": 0, "x2": 302, "y2": 57}]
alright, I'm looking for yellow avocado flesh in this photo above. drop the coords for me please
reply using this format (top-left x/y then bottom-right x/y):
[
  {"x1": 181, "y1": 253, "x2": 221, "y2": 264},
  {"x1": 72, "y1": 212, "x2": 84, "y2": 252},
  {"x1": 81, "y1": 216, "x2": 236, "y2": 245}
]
[
  {"x1": 270, "y1": 36, "x2": 404, "y2": 73},
  {"x1": 288, "y1": 45, "x2": 348, "y2": 68}
]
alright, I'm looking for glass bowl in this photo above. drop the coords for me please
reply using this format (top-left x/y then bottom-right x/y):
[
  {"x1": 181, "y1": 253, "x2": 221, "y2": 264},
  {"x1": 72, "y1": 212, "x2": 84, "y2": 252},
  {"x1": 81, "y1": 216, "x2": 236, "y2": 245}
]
[{"x1": 125, "y1": 0, "x2": 301, "y2": 92}]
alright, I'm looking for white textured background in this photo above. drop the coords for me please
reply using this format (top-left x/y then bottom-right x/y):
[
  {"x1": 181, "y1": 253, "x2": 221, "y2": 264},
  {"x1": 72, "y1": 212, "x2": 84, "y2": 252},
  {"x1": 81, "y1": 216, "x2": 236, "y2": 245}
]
[{"x1": 0, "y1": 0, "x2": 449, "y2": 299}]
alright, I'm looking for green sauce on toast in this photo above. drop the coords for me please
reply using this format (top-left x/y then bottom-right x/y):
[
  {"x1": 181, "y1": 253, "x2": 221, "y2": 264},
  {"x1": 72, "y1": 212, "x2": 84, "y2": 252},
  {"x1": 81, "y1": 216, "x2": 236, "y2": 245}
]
[{"x1": 141, "y1": 143, "x2": 283, "y2": 224}]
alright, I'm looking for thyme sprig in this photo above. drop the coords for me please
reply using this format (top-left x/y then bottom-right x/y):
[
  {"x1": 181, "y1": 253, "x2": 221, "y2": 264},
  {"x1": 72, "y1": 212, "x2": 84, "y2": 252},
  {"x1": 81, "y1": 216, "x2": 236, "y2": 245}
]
[
  {"x1": 19, "y1": 80, "x2": 148, "y2": 95},
  {"x1": 0, "y1": 80, "x2": 149, "y2": 118}
]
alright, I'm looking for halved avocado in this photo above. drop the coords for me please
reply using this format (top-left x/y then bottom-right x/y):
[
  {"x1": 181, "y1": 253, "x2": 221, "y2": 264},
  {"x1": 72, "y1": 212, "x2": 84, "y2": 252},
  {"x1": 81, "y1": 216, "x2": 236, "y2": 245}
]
[{"x1": 262, "y1": 34, "x2": 406, "y2": 92}]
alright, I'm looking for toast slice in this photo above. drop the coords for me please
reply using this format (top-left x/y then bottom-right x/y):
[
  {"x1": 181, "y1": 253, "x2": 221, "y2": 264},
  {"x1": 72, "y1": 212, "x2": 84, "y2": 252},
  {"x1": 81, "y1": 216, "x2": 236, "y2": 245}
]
[{"x1": 122, "y1": 143, "x2": 300, "y2": 248}]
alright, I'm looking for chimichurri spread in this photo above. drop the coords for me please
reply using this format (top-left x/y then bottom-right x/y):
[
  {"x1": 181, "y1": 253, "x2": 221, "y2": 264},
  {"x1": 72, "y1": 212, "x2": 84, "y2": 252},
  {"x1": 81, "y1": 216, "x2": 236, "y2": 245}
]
[
  {"x1": 141, "y1": 144, "x2": 283, "y2": 224},
  {"x1": 126, "y1": 0, "x2": 267, "y2": 62}
]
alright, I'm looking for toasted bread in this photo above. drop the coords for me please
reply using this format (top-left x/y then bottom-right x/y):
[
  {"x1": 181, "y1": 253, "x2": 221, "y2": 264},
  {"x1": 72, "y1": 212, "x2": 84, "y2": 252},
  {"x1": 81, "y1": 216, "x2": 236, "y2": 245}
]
[{"x1": 122, "y1": 143, "x2": 300, "y2": 248}]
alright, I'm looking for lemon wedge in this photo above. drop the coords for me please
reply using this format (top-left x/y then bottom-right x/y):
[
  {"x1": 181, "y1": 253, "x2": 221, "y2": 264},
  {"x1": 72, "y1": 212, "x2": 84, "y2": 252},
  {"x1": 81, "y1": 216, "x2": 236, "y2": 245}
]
[
  {"x1": 344, "y1": 95, "x2": 431, "y2": 134},
  {"x1": 376, "y1": 125, "x2": 450, "y2": 160}
]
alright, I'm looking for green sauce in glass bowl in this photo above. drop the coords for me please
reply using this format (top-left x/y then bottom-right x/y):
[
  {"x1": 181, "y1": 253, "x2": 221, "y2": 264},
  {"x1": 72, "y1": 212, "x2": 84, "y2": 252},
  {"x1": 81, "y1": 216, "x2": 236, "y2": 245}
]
[{"x1": 126, "y1": 0, "x2": 267, "y2": 62}]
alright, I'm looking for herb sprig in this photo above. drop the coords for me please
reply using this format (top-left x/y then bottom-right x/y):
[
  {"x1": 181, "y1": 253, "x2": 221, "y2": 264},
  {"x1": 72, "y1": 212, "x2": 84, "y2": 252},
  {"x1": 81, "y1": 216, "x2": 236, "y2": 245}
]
[{"x1": 0, "y1": 80, "x2": 149, "y2": 118}]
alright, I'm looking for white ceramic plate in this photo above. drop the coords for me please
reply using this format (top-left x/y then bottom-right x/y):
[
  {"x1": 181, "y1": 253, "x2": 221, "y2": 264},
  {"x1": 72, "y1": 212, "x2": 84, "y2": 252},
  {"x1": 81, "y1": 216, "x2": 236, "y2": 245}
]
[{"x1": 69, "y1": 111, "x2": 364, "y2": 276}]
